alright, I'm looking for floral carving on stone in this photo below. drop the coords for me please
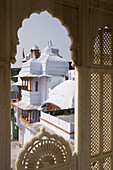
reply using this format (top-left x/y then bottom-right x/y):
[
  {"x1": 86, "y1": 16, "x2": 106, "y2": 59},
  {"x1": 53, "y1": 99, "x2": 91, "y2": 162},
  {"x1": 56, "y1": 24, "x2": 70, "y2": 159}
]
[{"x1": 16, "y1": 127, "x2": 76, "y2": 170}]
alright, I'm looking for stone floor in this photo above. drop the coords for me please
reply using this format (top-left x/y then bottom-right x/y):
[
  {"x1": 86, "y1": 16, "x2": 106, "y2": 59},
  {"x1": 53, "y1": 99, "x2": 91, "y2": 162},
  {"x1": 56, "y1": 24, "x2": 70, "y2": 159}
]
[{"x1": 11, "y1": 139, "x2": 21, "y2": 170}]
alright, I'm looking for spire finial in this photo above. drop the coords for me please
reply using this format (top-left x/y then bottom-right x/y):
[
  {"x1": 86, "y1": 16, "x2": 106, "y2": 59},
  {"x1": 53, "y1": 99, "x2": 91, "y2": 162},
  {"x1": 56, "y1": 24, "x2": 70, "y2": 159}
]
[
  {"x1": 50, "y1": 40, "x2": 52, "y2": 46},
  {"x1": 48, "y1": 41, "x2": 49, "y2": 46},
  {"x1": 22, "y1": 48, "x2": 25, "y2": 59},
  {"x1": 33, "y1": 54, "x2": 36, "y2": 60}
]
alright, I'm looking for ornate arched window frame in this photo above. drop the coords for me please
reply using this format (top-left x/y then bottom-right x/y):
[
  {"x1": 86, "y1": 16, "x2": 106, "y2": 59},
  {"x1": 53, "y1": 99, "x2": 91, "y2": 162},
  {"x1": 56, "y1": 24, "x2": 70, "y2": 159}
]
[{"x1": 92, "y1": 27, "x2": 113, "y2": 67}]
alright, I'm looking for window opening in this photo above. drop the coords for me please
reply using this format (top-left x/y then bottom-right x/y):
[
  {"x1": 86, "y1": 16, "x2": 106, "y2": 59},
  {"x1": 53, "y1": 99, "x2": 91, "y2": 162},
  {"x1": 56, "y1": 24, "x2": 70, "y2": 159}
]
[
  {"x1": 93, "y1": 27, "x2": 112, "y2": 66},
  {"x1": 35, "y1": 81, "x2": 38, "y2": 91},
  {"x1": 11, "y1": 11, "x2": 72, "y2": 170}
]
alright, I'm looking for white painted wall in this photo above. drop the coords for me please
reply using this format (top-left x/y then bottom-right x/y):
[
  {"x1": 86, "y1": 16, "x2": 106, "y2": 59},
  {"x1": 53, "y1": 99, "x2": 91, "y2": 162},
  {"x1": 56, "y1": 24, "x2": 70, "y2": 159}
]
[
  {"x1": 30, "y1": 92, "x2": 41, "y2": 105},
  {"x1": 40, "y1": 112, "x2": 74, "y2": 140},
  {"x1": 66, "y1": 70, "x2": 75, "y2": 80},
  {"x1": 16, "y1": 107, "x2": 22, "y2": 128},
  {"x1": 39, "y1": 76, "x2": 64, "y2": 104},
  {"x1": 22, "y1": 90, "x2": 41, "y2": 105},
  {"x1": 30, "y1": 62, "x2": 42, "y2": 74},
  {"x1": 40, "y1": 77, "x2": 46, "y2": 104},
  {"x1": 45, "y1": 78, "x2": 50, "y2": 100},
  {"x1": 22, "y1": 126, "x2": 35, "y2": 146},
  {"x1": 32, "y1": 78, "x2": 41, "y2": 92},
  {"x1": 19, "y1": 128, "x2": 22, "y2": 146},
  {"x1": 21, "y1": 75, "x2": 66, "y2": 106},
  {"x1": 50, "y1": 76, "x2": 64, "y2": 89}
]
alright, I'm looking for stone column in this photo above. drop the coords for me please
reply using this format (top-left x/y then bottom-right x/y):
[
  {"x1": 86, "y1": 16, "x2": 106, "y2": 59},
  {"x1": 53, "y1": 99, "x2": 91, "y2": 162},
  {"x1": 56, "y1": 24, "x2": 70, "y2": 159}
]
[
  {"x1": 0, "y1": 64, "x2": 11, "y2": 170},
  {"x1": 18, "y1": 86, "x2": 21, "y2": 101},
  {"x1": 75, "y1": 67, "x2": 90, "y2": 170},
  {"x1": 0, "y1": 0, "x2": 15, "y2": 168},
  {"x1": 27, "y1": 78, "x2": 28, "y2": 91},
  {"x1": 24, "y1": 110, "x2": 26, "y2": 119},
  {"x1": 22, "y1": 109, "x2": 23, "y2": 118},
  {"x1": 30, "y1": 78, "x2": 31, "y2": 92},
  {"x1": 29, "y1": 111, "x2": 32, "y2": 123},
  {"x1": 27, "y1": 111, "x2": 28, "y2": 121},
  {"x1": 25, "y1": 79, "x2": 26, "y2": 90},
  {"x1": 22, "y1": 78, "x2": 23, "y2": 90}
]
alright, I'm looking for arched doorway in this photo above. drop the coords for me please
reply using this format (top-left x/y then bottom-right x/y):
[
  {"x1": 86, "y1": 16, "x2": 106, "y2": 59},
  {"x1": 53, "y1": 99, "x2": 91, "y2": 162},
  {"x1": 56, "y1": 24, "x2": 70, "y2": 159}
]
[
  {"x1": 11, "y1": 10, "x2": 73, "y2": 169},
  {"x1": 9, "y1": 1, "x2": 79, "y2": 170}
]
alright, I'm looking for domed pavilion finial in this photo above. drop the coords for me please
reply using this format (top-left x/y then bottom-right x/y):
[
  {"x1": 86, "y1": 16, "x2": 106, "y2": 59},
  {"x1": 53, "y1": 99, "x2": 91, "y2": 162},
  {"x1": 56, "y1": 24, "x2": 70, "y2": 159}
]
[
  {"x1": 48, "y1": 41, "x2": 49, "y2": 46},
  {"x1": 50, "y1": 40, "x2": 52, "y2": 46}
]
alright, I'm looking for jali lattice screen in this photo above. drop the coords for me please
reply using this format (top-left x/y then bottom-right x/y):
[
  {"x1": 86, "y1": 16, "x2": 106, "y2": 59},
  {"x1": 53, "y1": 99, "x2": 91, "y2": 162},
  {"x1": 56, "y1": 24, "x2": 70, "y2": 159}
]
[
  {"x1": 90, "y1": 27, "x2": 113, "y2": 169},
  {"x1": 93, "y1": 28, "x2": 112, "y2": 66},
  {"x1": 90, "y1": 73, "x2": 112, "y2": 169}
]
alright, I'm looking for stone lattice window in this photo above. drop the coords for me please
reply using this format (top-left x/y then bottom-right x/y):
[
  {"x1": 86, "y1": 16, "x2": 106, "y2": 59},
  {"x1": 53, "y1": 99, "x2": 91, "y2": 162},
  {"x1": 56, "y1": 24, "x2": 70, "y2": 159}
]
[
  {"x1": 102, "y1": 74, "x2": 112, "y2": 153},
  {"x1": 93, "y1": 27, "x2": 112, "y2": 66},
  {"x1": 91, "y1": 28, "x2": 113, "y2": 169},
  {"x1": 90, "y1": 160, "x2": 100, "y2": 170},
  {"x1": 90, "y1": 73, "x2": 112, "y2": 169},
  {"x1": 90, "y1": 73, "x2": 101, "y2": 156}
]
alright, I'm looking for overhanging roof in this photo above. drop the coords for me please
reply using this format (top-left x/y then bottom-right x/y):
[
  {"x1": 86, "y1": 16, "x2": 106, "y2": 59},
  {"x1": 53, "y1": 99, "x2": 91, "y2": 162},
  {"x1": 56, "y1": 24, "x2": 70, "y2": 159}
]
[
  {"x1": 13, "y1": 100, "x2": 42, "y2": 111},
  {"x1": 13, "y1": 81, "x2": 27, "y2": 86},
  {"x1": 14, "y1": 74, "x2": 52, "y2": 78}
]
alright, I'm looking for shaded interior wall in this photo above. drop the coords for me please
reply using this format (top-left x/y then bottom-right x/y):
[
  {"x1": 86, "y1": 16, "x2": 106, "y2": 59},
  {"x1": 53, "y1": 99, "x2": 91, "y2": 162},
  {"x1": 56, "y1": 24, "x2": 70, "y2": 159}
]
[{"x1": 47, "y1": 103, "x2": 61, "y2": 111}]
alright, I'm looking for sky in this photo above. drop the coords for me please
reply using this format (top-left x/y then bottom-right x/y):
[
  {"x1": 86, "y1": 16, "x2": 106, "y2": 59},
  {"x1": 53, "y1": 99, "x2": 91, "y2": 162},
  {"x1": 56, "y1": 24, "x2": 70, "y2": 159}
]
[{"x1": 11, "y1": 11, "x2": 71, "y2": 68}]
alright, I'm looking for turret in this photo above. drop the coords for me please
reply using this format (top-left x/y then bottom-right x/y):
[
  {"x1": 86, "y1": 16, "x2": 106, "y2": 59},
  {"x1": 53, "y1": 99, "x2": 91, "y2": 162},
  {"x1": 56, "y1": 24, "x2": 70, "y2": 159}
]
[{"x1": 30, "y1": 44, "x2": 41, "y2": 59}]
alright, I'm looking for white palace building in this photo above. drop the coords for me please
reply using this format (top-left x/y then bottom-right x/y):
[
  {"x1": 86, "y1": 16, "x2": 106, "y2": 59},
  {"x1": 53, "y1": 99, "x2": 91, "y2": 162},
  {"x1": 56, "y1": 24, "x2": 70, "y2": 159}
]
[{"x1": 14, "y1": 42, "x2": 75, "y2": 145}]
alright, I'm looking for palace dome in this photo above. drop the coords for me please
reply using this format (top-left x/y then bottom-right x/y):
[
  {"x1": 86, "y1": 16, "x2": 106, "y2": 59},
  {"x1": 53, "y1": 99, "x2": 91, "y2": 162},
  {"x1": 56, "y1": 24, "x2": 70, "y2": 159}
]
[{"x1": 42, "y1": 80, "x2": 75, "y2": 109}]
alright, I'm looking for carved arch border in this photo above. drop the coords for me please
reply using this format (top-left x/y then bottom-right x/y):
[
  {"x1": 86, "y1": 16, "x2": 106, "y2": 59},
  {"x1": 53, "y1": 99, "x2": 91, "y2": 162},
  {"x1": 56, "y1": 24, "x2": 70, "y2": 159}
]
[
  {"x1": 16, "y1": 127, "x2": 77, "y2": 170},
  {"x1": 89, "y1": 7, "x2": 113, "y2": 67},
  {"x1": 11, "y1": 0, "x2": 79, "y2": 67}
]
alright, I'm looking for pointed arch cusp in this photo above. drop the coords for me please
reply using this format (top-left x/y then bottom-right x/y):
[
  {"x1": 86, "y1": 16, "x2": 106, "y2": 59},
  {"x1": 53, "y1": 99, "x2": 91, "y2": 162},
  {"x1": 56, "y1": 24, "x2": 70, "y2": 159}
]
[{"x1": 10, "y1": 0, "x2": 79, "y2": 67}]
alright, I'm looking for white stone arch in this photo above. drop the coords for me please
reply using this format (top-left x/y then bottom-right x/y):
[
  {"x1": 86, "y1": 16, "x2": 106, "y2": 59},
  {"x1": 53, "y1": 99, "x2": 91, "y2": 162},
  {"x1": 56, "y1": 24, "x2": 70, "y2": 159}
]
[
  {"x1": 10, "y1": 1, "x2": 79, "y2": 169},
  {"x1": 11, "y1": 0, "x2": 79, "y2": 67}
]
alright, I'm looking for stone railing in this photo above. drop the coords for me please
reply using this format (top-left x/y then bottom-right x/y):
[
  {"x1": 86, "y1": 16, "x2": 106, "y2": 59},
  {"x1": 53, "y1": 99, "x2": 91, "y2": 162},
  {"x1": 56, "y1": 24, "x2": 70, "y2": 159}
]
[
  {"x1": 40, "y1": 112, "x2": 74, "y2": 140},
  {"x1": 16, "y1": 127, "x2": 77, "y2": 170}
]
